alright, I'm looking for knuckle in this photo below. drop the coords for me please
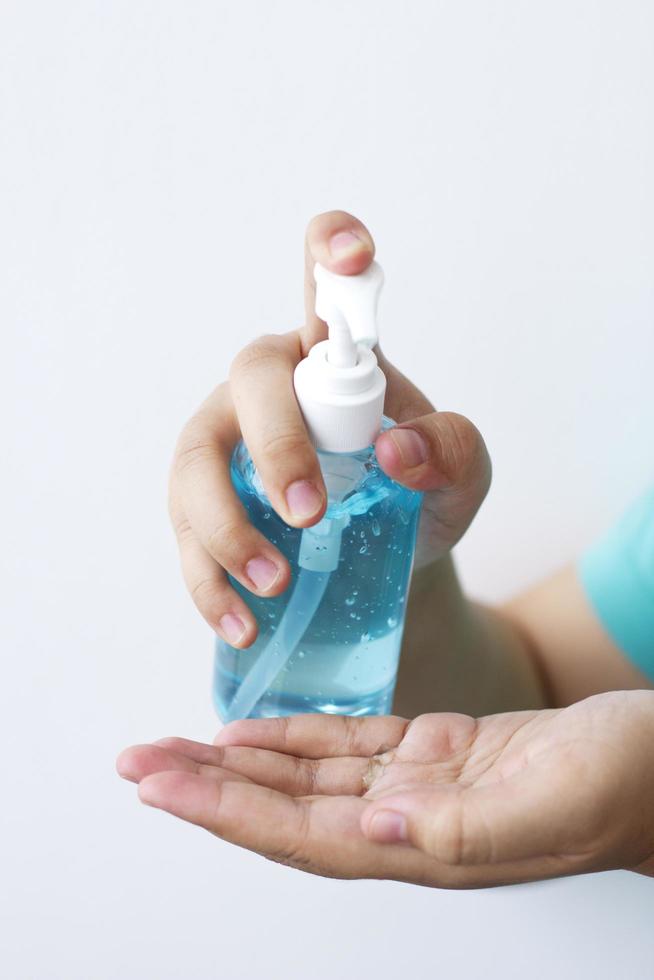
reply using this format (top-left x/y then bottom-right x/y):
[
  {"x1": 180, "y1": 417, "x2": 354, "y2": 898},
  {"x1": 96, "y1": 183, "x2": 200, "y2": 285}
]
[
  {"x1": 428, "y1": 796, "x2": 490, "y2": 867},
  {"x1": 173, "y1": 383, "x2": 231, "y2": 478},
  {"x1": 430, "y1": 412, "x2": 489, "y2": 489},
  {"x1": 277, "y1": 715, "x2": 292, "y2": 751},
  {"x1": 269, "y1": 802, "x2": 313, "y2": 869},
  {"x1": 208, "y1": 780, "x2": 225, "y2": 830},
  {"x1": 172, "y1": 514, "x2": 195, "y2": 541},
  {"x1": 197, "y1": 752, "x2": 226, "y2": 780},
  {"x1": 298, "y1": 757, "x2": 319, "y2": 796},
  {"x1": 189, "y1": 575, "x2": 220, "y2": 609},
  {"x1": 342, "y1": 715, "x2": 364, "y2": 755},
  {"x1": 174, "y1": 426, "x2": 220, "y2": 479},
  {"x1": 260, "y1": 423, "x2": 309, "y2": 467},
  {"x1": 230, "y1": 335, "x2": 285, "y2": 378},
  {"x1": 424, "y1": 799, "x2": 468, "y2": 866},
  {"x1": 206, "y1": 515, "x2": 245, "y2": 559}
]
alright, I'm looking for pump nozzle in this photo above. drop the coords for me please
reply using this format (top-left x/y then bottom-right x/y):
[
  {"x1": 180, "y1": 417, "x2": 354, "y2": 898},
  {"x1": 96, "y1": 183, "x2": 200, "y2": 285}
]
[
  {"x1": 314, "y1": 261, "x2": 384, "y2": 367},
  {"x1": 294, "y1": 261, "x2": 387, "y2": 453}
]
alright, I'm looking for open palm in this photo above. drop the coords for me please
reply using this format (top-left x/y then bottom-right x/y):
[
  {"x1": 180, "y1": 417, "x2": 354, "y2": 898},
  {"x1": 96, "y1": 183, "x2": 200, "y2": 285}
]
[{"x1": 118, "y1": 691, "x2": 654, "y2": 887}]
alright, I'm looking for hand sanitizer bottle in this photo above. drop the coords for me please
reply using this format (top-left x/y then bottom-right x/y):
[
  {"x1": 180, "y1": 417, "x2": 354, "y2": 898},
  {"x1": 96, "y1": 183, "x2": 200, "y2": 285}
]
[{"x1": 213, "y1": 261, "x2": 422, "y2": 720}]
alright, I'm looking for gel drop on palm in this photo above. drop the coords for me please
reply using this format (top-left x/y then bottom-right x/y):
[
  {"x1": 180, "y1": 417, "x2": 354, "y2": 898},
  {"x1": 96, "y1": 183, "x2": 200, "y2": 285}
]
[{"x1": 213, "y1": 261, "x2": 422, "y2": 720}]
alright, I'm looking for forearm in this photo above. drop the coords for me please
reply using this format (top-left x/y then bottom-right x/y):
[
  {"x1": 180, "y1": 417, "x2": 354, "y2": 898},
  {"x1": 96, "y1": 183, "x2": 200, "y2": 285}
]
[
  {"x1": 502, "y1": 564, "x2": 653, "y2": 707},
  {"x1": 393, "y1": 556, "x2": 549, "y2": 718},
  {"x1": 394, "y1": 558, "x2": 653, "y2": 718}
]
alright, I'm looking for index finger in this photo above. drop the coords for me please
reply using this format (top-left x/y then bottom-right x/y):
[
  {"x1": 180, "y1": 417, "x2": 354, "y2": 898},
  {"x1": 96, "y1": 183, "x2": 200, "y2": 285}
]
[
  {"x1": 301, "y1": 210, "x2": 376, "y2": 350},
  {"x1": 228, "y1": 212, "x2": 377, "y2": 528}
]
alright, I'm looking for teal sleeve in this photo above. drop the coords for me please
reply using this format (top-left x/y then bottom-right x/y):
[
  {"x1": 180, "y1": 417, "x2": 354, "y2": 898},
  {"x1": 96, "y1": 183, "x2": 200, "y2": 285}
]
[{"x1": 578, "y1": 486, "x2": 654, "y2": 681}]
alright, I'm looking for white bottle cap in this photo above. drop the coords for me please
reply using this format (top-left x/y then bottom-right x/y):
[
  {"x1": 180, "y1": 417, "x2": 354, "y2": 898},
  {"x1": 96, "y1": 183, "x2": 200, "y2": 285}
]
[{"x1": 294, "y1": 261, "x2": 386, "y2": 453}]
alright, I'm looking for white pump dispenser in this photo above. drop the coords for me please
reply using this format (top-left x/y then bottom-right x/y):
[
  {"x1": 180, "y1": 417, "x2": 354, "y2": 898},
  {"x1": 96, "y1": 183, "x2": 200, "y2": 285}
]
[{"x1": 293, "y1": 261, "x2": 386, "y2": 453}]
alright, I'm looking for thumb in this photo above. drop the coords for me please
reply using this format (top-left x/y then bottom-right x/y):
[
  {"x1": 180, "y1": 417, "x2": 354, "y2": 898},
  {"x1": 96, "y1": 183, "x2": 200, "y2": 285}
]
[
  {"x1": 375, "y1": 412, "x2": 492, "y2": 551},
  {"x1": 375, "y1": 412, "x2": 490, "y2": 496},
  {"x1": 360, "y1": 768, "x2": 581, "y2": 867}
]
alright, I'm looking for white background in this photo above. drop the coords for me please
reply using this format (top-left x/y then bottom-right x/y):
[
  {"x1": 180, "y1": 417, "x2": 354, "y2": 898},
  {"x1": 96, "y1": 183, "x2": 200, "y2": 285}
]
[{"x1": 2, "y1": 2, "x2": 653, "y2": 978}]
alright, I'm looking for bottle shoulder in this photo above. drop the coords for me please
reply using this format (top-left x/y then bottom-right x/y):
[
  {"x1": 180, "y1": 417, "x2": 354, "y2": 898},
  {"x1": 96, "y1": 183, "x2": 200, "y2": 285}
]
[{"x1": 231, "y1": 416, "x2": 421, "y2": 519}]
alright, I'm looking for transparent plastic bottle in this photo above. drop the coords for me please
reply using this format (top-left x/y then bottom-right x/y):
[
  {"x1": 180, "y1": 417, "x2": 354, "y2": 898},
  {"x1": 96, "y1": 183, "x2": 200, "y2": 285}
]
[
  {"x1": 213, "y1": 418, "x2": 422, "y2": 720},
  {"x1": 213, "y1": 258, "x2": 423, "y2": 720}
]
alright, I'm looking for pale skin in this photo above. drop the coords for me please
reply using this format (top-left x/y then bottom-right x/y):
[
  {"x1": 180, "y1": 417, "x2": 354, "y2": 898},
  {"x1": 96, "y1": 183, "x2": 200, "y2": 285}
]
[{"x1": 118, "y1": 211, "x2": 654, "y2": 887}]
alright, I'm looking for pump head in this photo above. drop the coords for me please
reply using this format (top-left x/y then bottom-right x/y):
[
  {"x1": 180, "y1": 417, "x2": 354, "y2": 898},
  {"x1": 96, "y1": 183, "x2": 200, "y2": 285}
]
[
  {"x1": 293, "y1": 260, "x2": 387, "y2": 453},
  {"x1": 314, "y1": 261, "x2": 384, "y2": 368}
]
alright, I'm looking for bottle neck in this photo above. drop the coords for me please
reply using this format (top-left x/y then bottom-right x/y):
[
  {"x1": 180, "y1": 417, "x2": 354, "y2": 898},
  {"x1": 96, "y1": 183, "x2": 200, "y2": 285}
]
[{"x1": 293, "y1": 341, "x2": 387, "y2": 453}]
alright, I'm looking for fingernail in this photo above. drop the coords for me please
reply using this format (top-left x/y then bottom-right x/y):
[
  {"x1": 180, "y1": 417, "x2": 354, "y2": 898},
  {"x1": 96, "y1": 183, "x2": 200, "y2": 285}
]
[
  {"x1": 329, "y1": 230, "x2": 367, "y2": 258},
  {"x1": 285, "y1": 480, "x2": 324, "y2": 519},
  {"x1": 245, "y1": 556, "x2": 280, "y2": 592},
  {"x1": 219, "y1": 612, "x2": 247, "y2": 644},
  {"x1": 368, "y1": 809, "x2": 408, "y2": 843},
  {"x1": 389, "y1": 428, "x2": 428, "y2": 468}
]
